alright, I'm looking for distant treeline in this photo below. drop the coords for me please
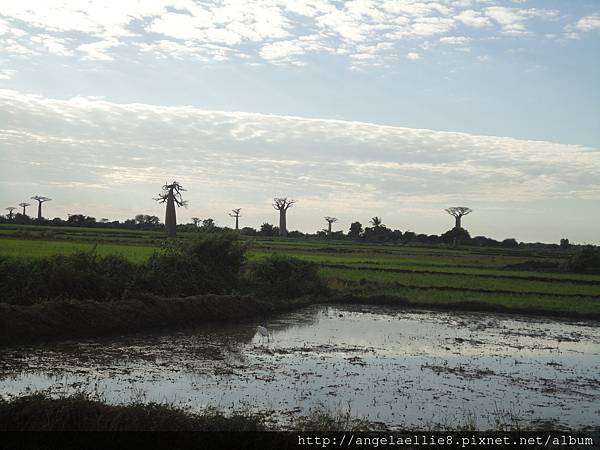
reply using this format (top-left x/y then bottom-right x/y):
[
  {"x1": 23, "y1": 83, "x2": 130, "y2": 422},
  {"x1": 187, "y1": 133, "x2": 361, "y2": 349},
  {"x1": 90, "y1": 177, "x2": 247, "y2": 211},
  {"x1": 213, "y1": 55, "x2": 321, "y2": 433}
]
[{"x1": 0, "y1": 212, "x2": 584, "y2": 249}]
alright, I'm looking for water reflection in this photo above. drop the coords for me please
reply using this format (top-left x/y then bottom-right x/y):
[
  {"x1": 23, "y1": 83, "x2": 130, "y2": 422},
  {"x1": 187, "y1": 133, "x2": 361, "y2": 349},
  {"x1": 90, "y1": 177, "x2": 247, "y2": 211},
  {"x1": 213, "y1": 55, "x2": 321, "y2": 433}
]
[{"x1": 1, "y1": 305, "x2": 599, "y2": 429}]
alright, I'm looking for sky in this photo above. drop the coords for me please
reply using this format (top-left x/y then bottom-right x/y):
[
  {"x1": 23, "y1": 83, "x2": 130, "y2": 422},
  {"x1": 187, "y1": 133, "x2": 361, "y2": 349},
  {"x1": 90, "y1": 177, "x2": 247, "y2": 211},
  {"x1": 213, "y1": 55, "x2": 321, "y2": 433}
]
[{"x1": 0, "y1": 0, "x2": 599, "y2": 244}]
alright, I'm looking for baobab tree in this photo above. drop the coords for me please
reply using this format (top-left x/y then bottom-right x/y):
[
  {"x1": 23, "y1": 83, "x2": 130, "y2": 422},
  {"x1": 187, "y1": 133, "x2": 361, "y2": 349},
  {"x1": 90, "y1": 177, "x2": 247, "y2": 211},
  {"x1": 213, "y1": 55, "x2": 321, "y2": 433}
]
[
  {"x1": 273, "y1": 197, "x2": 296, "y2": 237},
  {"x1": 229, "y1": 208, "x2": 242, "y2": 230},
  {"x1": 31, "y1": 196, "x2": 51, "y2": 220},
  {"x1": 154, "y1": 181, "x2": 187, "y2": 237},
  {"x1": 19, "y1": 202, "x2": 30, "y2": 216},
  {"x1": 445, "y1": 206, "x2": 472, "y2": 229},
  {"x1": 5, "y1": 207, "x2": 16, "y2": 220},
  {"x1": 324, "y1": 216, "x2": 338, "y2": 238}
]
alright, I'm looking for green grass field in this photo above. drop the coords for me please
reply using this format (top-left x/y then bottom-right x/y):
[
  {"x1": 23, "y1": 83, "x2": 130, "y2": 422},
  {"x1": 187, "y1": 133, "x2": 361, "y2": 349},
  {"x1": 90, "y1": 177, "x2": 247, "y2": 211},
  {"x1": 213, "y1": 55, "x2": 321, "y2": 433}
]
[{"x1": 1, "y1": 223, "x2": 599, "y2": 316}]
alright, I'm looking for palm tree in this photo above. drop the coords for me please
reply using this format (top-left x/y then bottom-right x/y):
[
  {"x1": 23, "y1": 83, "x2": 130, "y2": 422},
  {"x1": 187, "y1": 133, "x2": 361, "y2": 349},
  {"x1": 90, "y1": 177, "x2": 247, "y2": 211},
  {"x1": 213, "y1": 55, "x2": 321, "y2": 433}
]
[{"x1": 370, "y1": 216, "x2": 383, "y2": 228}]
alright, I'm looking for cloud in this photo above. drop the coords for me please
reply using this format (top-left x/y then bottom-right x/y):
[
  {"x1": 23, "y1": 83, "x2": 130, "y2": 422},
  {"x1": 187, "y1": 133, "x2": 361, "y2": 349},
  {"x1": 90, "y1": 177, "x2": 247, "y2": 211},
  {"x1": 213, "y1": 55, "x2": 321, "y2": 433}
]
[
  {"x1": 439, "y1": 36, "x2": 471, "y2": 45},
  {"x1": 77, "y1": 39, "x2": 122, "y2": 60},
  {"x1": 1, "y1": 89, "x2": 599, "y2": 222},
  {"x1": 0, "y1": 70, "x2": 16, "y2": 80},
  {"x1": 575, "y1": 14, "x2": 600, "y2": 32},
  {"x1": 484, "y1": 6, "x2": 559, "y2": 36},
  {"x1": 0, "y1": 0, "x2": 575, "y2": 67},
  {"x1": 455, "y1": 10, "x2": 492, "y2": 28},
  {"x1": 30, "y1": 34, "x2": 73, "y2": 56},
  {"x1": 406, "y1": 52, "x2": 421, "y2": 60}
]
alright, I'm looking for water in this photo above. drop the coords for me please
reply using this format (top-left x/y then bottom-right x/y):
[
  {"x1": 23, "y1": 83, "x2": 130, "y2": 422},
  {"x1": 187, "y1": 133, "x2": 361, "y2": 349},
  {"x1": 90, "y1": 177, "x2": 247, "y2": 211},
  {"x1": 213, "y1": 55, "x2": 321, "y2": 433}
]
[{"x1": 1, "y1": 305, "x2": 599, "y2": 429}]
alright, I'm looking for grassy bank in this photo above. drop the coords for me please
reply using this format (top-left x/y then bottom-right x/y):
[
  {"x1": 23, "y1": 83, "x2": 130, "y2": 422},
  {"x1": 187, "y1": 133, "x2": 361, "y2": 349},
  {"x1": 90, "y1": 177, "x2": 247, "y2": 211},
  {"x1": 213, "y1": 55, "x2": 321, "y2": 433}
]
[
  {"x1": 1, "y1": 230, "x2": 599, "y2": 344},
  {"x1": 2, "y1": 394, "x2": 596, "y2": 432},
  {"x1": 0, "y1": 294, "x2": 314, "y2": 346},
  {"x1": 0, "y1": 394, "x2": 267, "y2": 431},
  {"x1": 2, "y1": 293, "x2": 599, "y2": 346},
  {"x1": 0, "y1": 394, "x2": 374, "y2": 432}
]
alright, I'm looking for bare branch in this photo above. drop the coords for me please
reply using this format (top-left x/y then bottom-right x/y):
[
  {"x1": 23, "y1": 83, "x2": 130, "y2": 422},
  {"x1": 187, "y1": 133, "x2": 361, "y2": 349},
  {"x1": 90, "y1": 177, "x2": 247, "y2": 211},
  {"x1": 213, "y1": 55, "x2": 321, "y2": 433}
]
[
  {"x1": 154, "y1": 181, "x2": 186, "y2": 207},
  {"x1": 229, "y1": 208, "x2": 242, "y2": 218},
  {"x1": 445, "y1": 206, "x2": 472, "y2": 218},
  {"x1": 273, "y1": 197, "x2": 296, "y2": 211},
  {"x1": 31, "y1": 196, "x2": 52, "y2": 203}
]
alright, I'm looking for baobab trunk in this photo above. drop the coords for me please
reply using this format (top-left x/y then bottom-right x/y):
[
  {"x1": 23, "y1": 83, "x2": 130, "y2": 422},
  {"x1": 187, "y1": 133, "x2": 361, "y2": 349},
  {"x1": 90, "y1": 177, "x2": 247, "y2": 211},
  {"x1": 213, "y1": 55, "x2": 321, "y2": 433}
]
[
  {"x1": 235, "y1": 216, "x2": 239, "y2": 230},
  {"x1": 455, "y1": 216, "x2": 461, "y2": 229},
  {"x1": 279, "y1": 209, "x2": 287, "y2": 237},
  {"x1": 165, "y1": 192, "x2": 177, "y2": 237},
  {"x1": 37, "y1": 202, "x2": 42, "y2": 220},
  {"x1": 154, "y1": 181, "x2": 186, "y2": 238},
  {"x1": 273, "y1": 197, "x2": 295, "y2": 238}
]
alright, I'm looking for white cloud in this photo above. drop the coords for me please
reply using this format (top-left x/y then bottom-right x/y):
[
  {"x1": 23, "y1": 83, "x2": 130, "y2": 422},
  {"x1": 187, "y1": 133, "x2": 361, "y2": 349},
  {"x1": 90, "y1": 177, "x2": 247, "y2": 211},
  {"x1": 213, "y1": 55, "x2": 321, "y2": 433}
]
[
  {"x1": 77, "y1": 39, "x2": 122, "y2": 61},
  {"x1": 406, "y1": 51, "x2": 421, "y2": 60},
  {"x1": 575, "y1": 14, "x2": 600, "y2": 32},
  {"x1": 439, "y1": 36, "x2": 471, "y2": 45},
  {"x1": 1, "y1": 89, "x2": 598, "y2": 205},
  {"x1": 455, "y1": 9, "x2": 491, "y2": 28},
  {"x1": 0, "y1": 0, "x2": 573, "y2": 67},
  {"x1": 1, "y1": 89, "x2": 599, "y2": 240},
  {"x1": 30, "y1": 35, "x2": 73, "y2": 56},
  {"x1": 0, "y1": 70, "x2": 16, "y2": 80},
  {"x1": 0, "y1": 18, "x2": 8, "y2": 35},
  {"x1": 484, "y1": 7, "x2": 559, "y2": 36}
]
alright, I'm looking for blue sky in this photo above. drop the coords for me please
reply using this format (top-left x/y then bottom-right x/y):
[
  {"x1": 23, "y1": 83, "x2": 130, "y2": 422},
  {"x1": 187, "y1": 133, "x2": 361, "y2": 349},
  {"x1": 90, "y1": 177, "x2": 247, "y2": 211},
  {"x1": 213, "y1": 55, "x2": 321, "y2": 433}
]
[{"x1": 1, "y1": 0, "x2": 599, "y2": 243}]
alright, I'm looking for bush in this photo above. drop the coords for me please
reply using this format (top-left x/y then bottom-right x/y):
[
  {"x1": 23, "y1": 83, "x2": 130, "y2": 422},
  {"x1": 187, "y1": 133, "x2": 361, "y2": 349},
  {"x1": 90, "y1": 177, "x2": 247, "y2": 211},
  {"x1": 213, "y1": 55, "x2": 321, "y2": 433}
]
[
  {"x1": 0, "y1": 234, "x2": 248, "y2": 304},
  {"x1": 138, "y1": 233, "x2": 246, "y2": 297},
  {"x1": 245, "y1": 255, "x2": 329, "y2": 298},
  {"x1": 563, "y1": 247, "x2": 600, "y2": 274},
  {"x1": 440, "y1": 227, "x2": 471, "y2": 245},
  {"x1": 0, "y1": 252, "x2": 137, "y2": 305}
]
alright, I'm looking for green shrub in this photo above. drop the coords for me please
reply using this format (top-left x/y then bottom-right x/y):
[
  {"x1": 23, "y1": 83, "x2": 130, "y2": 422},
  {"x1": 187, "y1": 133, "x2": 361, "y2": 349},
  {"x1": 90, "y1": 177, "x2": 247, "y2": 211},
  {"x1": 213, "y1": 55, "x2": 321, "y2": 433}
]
[
  {"x1": 137, "y1": 233, "x2": 246, "y2": 296},
  {"x1": 0, "y1": 252, "x2": 136, "y2": 305},
  {"x1": 563, "y1": 247, "x2": 600, "y2": 274},
  {"x1": 245, "y1": 255, "x2": 329, "y2": 298},
  {"x1": 0, "y1": 234, "x2": 248, "y2": 304}
]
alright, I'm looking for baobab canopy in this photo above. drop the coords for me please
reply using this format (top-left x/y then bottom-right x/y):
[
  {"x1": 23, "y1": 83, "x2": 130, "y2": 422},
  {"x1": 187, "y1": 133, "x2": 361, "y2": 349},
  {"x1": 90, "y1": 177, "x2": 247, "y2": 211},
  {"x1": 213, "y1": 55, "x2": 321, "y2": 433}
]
[{"x1": 445, "y1": 206, "x2": 472, "y2": 229}]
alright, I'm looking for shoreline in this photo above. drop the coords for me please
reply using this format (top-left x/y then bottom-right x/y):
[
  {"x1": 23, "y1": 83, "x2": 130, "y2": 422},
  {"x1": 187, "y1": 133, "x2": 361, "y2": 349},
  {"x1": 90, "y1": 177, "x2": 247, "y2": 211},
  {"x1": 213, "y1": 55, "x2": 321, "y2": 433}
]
[{"x1": 2, "y1": 293, "x2": 598, "y2": 346}]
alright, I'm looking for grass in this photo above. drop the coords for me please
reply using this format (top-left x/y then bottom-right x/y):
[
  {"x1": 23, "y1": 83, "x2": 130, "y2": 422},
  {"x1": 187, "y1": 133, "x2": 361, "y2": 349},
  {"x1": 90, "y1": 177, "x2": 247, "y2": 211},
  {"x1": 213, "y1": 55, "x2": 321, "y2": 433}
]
[
  {"x1": 0, "y1": 393, "x2": 267, "y2": 431},
  {"x1": 2, "y1": 394, "x2": 594, "y2": 432},
  {"x1": 0, "y1": 238, "x2": 156, "y2": 262},
  {"x1": 0, "y1": 294, "x2": 316, "y2": 345},
  {"x1": 321, "y1": 267, "x2": 600, "y2": 296},
  {"x1": 0, "y1": 224, "x2": 599, "y2": 328}
]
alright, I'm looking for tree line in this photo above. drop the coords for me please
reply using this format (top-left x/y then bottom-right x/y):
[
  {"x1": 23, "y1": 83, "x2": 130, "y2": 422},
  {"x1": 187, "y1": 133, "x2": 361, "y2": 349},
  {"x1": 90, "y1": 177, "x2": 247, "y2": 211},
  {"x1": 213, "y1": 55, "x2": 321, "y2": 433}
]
[{"x1": 2, "y1": 181, "x2": 577, "y2": 249}]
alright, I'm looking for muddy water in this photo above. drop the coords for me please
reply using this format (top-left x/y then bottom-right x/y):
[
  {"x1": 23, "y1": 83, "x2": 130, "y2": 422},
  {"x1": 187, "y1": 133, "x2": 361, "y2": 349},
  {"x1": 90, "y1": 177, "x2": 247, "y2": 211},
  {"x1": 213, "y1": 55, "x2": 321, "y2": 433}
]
[{"x1": 1, "y1": 305, "x2": 599, "y2": 429}]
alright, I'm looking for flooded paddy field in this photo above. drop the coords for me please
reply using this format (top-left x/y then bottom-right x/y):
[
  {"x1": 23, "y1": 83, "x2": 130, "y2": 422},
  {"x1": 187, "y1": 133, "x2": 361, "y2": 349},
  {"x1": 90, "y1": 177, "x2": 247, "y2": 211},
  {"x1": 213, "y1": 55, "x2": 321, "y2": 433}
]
[{"x1": 1, "y1": 305, "x2": 599, "y2": 430}]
